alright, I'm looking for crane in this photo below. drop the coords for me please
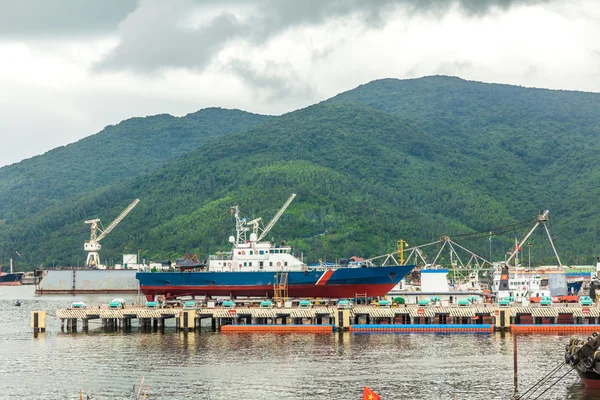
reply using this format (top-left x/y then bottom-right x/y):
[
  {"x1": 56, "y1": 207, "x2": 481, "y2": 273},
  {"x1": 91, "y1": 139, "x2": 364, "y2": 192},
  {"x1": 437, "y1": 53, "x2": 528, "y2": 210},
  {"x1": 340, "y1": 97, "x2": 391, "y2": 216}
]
[
  {"x1": 257, "y1": 194, "x2": 296, "y2": 241},
  {"x1": 505, "y1": 210, "x2": 563, "y2": 268},
  {"x1": 84, "y1": 199, "x2": 140, "y2": 267}
]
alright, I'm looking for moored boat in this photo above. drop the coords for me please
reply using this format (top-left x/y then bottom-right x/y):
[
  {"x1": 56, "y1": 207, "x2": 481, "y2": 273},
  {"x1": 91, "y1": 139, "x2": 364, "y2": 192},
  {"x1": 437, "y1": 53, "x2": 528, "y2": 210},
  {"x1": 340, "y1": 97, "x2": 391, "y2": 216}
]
[
  {"x1": 565, "y1": 334, "x2": 600, "y2": 388},
  {"x1": 137, "y1": 196, "x2": 415, "y2": 300},
  {"x1": 0, "y1": 264, "x2": 23, "y2": 286}
]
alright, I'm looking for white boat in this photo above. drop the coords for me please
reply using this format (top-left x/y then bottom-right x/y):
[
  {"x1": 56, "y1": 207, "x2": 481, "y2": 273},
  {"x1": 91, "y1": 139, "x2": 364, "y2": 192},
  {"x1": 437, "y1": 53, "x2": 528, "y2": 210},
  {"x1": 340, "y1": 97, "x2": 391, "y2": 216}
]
[
  {"x1": 387, "y1": 268, "x2": 483, "y2": 305},
  {"x1": 492, "y1": 265, "x2": 551, "y2": 302}
]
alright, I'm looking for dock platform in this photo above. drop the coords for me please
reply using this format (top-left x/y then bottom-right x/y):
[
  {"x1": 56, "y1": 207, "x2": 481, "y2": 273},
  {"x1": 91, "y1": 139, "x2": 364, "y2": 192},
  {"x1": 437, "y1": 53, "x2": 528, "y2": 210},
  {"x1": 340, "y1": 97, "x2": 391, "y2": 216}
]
[{"x1": 34, "y1": 304, "x2": 600, "y2": 334}]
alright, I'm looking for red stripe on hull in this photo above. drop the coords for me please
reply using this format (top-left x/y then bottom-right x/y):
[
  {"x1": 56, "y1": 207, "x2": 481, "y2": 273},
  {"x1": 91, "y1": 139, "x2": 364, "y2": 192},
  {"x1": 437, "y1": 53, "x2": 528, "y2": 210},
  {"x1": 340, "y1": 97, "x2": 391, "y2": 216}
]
[
  {"x1": 316, "y1": 270, "x2": 334, "y2": 285},
  {"x1": 581, "y1": 377, "x2": 600, "y2": 389},
  {"x1": 0, "y1": 281, "x2": 21, "y2": 286},
  {"x1": 140, "y1": 283, "x2": 396, "y2": 299}
]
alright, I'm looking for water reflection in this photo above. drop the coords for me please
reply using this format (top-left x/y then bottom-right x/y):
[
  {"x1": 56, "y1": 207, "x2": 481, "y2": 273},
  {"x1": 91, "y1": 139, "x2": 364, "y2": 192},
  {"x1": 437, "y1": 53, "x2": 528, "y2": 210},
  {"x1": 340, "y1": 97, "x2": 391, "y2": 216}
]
[{"x1": 2, "y1": 286, "x2": 600, "y2": 399}]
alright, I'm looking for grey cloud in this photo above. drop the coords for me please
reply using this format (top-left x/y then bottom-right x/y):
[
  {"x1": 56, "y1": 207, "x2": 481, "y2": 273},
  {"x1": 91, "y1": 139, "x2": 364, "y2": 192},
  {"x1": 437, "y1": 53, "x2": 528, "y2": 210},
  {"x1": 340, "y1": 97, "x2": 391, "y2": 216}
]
[
  {"x1": 227, "y1": 59, "x2": 317, "y2": 102},
  {"x1": 0, "y1": 0, "x2": 137, "y2": 38},
  {"x1": 95, "y1": 0, "x2": 553, "y2": 73},
  {"x1": 96, "y1": 6, "x2": 244, "y2": 73},
  {"x1": 92, "y1": 0, "x2": 553, "y2": 98},
  {"x1": 435, "y1": 61, "x2": 473, "y2": 76}
]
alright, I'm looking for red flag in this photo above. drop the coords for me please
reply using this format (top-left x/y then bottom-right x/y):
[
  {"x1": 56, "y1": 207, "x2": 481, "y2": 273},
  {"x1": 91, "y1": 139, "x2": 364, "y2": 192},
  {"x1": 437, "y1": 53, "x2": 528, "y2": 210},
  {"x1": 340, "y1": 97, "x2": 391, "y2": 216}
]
[{"x1": 363, "y1": 386, "x2": 380, "y2": 400}]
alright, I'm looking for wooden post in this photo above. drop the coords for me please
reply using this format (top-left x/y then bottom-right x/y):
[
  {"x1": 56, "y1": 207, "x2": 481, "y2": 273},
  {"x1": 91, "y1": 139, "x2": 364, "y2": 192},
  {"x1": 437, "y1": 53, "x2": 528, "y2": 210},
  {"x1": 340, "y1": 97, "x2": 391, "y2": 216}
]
[{"x1": 513, "y1": 333, "x2": 518, "y2": 393}]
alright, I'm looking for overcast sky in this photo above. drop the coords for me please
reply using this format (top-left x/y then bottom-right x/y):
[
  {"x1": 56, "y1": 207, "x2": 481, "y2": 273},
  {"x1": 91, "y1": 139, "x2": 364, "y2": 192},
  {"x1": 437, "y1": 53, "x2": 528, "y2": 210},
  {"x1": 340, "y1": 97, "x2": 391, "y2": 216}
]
[{"x1": 1, "y1": 0, "x2": 599, "y2": 167}]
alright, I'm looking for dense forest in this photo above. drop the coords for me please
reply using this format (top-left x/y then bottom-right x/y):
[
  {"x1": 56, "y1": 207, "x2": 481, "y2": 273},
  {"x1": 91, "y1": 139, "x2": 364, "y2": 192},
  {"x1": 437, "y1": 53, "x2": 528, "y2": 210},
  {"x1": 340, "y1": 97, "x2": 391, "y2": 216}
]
[{"x1": 1, "y1": 76, "x2": 600, "y2": 270}]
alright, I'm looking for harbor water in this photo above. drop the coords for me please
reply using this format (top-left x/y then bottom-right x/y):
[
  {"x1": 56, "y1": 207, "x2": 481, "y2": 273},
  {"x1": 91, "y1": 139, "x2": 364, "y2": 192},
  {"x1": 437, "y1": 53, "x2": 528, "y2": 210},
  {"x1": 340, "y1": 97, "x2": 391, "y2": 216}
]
[{"x1": 1, "y1": 286, "x2": 600, "y2": 400}]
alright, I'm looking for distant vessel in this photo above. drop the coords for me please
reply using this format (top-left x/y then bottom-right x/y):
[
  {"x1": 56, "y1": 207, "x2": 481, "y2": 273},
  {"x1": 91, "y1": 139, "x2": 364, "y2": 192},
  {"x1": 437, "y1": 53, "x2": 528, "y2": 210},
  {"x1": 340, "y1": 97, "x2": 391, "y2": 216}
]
[
  {"x1": 492, "y1": 264, "x2": 551, "y2": 302},
  {"x1": 0, "y1": 260, "x2": 23, "y2": 286},
  {"x1": 137, "y1": 195, "x2": 415, "y2": 300},
  {"x1": 387, "y1": 269, "x2": 483, "y2": 304}
]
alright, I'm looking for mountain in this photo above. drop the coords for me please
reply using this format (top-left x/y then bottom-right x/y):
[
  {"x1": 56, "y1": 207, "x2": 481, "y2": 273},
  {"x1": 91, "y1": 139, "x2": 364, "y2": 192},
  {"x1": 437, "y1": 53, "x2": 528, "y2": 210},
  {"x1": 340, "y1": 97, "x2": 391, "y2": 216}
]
[
  {"x1": 0, "y1": 108, "x2": 268, "y2": 220},
  {"x1": 2, "y1": 76, "x2": 600, "y2": 269}
]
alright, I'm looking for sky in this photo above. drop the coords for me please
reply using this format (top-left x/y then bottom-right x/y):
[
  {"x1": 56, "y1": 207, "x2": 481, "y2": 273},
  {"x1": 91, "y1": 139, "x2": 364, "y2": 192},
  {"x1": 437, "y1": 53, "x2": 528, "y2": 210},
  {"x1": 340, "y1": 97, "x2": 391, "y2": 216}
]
[{"x1": 1, "y1": 0, "x2": 599, "y2": 167}]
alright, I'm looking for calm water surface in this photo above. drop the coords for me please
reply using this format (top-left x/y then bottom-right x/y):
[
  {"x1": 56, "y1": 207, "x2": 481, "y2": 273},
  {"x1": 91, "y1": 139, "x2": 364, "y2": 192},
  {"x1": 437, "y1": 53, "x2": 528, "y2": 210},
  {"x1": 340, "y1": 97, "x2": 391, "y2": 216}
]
[{"x1": 1, "y1": 286, "x2": 599, "y2": 400}]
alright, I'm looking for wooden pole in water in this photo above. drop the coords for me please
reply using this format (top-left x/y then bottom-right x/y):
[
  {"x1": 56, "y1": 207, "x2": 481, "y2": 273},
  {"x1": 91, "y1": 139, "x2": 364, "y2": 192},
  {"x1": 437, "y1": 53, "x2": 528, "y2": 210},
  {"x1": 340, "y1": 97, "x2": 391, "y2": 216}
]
[
  {"x1": 141, "y1": 385, "x2": 150, "y2": 400},
  {"x1": 137, "y1": 376, "x2": 145, "y2": 397},
  {"x1": 513, "y1": 332, "x2": 518, "y2": 392}
]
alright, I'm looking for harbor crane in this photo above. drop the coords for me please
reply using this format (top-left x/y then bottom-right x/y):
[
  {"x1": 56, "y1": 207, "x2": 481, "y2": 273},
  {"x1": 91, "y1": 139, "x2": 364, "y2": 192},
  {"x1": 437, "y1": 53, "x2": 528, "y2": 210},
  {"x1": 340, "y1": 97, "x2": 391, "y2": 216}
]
[
  {"x1": 84, "y1": 199, "x2": 140, "y2": 267},
  {"x1": 257, "y1": 193, "x2": 296, "y2": 241},
  {"x1": 505, "y1": 209, "x2": 563, "y2": 268},
  {"x1": 231, "y1": 194, "x2": 296, "y2": 245}
]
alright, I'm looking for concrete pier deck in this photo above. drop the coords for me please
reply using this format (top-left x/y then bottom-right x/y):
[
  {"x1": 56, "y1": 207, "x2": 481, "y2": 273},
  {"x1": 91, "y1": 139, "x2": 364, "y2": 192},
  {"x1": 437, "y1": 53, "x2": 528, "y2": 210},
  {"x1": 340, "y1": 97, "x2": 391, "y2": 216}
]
[{"x1": 38, "y1": 304, "x2": 600, "y2": 334}]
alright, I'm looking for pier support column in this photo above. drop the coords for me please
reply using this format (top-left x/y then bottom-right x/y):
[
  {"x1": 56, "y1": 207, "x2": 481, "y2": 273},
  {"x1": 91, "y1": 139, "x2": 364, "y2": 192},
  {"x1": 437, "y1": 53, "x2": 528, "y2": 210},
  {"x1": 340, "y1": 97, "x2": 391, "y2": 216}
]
[
  {"x1": 179, "y1": 311, "x2": 195, "y2": 332},
  {"x1": 31, "y1": 311, "x2": 47, "y2": 335},
  {"x1": 83, "y1": 319, "x2": 89, "y2": 331},
  {"x1": 153, "y1": 318, "x2": 158, "y2": 331},
  {"x1": 211, "y1": 317, "x2": 217, "y2": 332},
  {"x1": 336, "y1": 310, "x2": 350, "y2": 332}
]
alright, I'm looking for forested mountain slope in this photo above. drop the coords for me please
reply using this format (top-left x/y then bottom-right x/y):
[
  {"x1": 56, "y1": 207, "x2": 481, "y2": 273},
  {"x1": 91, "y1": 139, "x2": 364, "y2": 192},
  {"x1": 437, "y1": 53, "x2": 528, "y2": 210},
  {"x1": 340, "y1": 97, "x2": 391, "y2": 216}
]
[
  {"x1": 0, "y1": 108, "x2": 268, "y2": 220},
  {"x1": 3, "y1": 76, "x2": 600, "y2": 269}
]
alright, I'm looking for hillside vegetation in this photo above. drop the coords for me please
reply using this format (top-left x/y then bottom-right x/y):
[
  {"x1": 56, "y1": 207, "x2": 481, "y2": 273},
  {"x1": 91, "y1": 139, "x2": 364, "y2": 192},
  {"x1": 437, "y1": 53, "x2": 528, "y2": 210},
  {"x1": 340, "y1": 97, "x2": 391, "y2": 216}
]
[
  {"x1": 0, "y1": 108, "x2": 267, "y2": 220},
  {"x1": 2, "y1": 76, "x2": 600, "y2": 270}
]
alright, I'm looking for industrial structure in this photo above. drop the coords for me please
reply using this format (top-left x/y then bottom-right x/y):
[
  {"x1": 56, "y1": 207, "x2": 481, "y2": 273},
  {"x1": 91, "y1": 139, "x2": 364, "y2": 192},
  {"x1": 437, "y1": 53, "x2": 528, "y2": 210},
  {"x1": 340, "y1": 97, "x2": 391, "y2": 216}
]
[{"x1": 84, "y1": 199, "x2": 140, "y2": 267}]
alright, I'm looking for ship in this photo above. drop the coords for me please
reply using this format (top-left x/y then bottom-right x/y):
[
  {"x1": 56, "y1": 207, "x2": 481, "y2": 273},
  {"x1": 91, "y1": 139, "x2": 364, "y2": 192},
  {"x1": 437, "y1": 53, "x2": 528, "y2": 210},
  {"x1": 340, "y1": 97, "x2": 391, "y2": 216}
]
[
  {"x1": 565, "y1": 334, "x2": 600, "y2": 388},
  {"x1": 0, "y1": 260, "x2": 24, "y2": 286},
  {"x1": 136, "y1": 195, "x2": 415, "y2": 300}
]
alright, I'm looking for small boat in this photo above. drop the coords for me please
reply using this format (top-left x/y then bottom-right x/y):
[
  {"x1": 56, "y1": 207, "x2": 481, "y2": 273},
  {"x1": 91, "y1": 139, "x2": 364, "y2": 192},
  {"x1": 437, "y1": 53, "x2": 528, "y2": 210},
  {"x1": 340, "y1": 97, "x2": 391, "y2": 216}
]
[{"x1": 14, "y1": 300, "x2": 21, "y2": 306}]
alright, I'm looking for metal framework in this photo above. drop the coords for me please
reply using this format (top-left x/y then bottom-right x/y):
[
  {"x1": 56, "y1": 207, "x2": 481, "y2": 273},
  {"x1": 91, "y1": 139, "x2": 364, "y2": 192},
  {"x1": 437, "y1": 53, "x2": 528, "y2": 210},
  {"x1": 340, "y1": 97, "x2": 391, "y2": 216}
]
[
  {"x1": 505, "y1": 210, "x2": 562, "y2": 268},
  {"x1": 84, "y1": 199, "x2": 140, "y2": 267}
]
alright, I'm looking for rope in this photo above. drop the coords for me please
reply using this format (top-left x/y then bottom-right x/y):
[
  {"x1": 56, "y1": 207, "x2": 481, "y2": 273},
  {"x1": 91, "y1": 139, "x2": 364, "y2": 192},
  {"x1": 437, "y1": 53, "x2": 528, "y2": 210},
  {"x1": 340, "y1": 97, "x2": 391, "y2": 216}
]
[
  {"x1": 512, "y1": 360, "x2": 567, "y2": 400},
  {"x1": 528, "y1": 361, "x2": 581, "y2": 400}
]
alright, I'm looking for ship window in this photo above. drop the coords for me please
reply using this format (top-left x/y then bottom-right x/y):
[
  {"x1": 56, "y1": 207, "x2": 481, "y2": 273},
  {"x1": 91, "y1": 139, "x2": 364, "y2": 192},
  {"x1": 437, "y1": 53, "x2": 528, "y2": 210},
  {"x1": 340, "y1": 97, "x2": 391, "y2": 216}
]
[
  {"x1": 259, "y1": 262, "x2": 263, "y2": 267},
  {"x1": 244, "y1": 262, "x2": 247, "y2": 267},
  {"x1": 249, "y1": 262, "x2": 252, "y2": 267},
  {"x1": 270, "y1": 262, "x2": 273, "y2": 267},
  {"x1": 284, "y1": 262, "x2": 288, "y2": 267},
  {"x1": 260, "y1": 251, "x2": 264, "y2": 255}
]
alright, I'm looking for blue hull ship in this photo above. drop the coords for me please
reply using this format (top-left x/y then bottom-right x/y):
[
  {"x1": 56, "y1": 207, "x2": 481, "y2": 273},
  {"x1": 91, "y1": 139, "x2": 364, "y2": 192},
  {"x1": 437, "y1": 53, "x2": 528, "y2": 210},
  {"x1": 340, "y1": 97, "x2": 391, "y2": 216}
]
[
  {"x1": 137, "y1": 265, "x2": 414, "y2": 300},
  {"x1": 136, "y1": 195, "x2": 415, "y2": 300}
]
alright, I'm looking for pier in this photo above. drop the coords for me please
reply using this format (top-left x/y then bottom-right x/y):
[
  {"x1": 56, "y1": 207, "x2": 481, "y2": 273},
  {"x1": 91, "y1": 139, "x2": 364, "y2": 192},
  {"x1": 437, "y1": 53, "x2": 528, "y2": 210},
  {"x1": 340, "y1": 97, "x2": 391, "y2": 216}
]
[{"x1": 33, "y1": 304, "x2": 600, "y2": 334}]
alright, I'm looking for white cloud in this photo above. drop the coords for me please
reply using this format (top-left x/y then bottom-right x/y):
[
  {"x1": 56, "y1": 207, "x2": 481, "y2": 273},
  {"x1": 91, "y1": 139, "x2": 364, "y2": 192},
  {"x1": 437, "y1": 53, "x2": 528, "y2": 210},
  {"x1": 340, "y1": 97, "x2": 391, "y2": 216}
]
[{"x1": 1, "y1": 0, "x2": 599, "y2": 167}]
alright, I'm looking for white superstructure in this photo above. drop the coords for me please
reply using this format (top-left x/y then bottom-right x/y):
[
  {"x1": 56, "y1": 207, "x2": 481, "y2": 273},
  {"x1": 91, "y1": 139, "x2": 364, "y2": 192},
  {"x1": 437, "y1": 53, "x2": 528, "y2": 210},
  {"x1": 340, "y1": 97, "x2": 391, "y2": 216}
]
[
  {"x1": 493, "y1": 268, "x2": 551, "y2": 301},
  {"x1": 208, "y1": 195, "x2": 307, "y2": 272}
]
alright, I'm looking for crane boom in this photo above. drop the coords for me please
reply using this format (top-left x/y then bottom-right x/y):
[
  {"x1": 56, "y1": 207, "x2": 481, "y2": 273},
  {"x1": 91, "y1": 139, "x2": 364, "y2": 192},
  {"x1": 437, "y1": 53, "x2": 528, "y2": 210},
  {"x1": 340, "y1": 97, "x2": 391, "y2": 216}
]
[
  {"x1": 505, "y1": 210, "x2": 562, "y2": 267},
  {"x1": 96, "y1": 199, "x2": 140, "y2": 242},
  {"x1": 257, "y1": 194, "x2": 296, "y2": 241}
]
